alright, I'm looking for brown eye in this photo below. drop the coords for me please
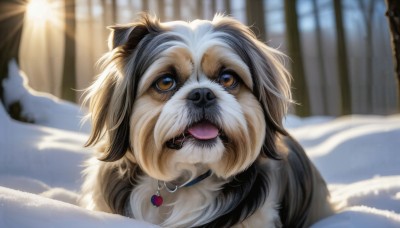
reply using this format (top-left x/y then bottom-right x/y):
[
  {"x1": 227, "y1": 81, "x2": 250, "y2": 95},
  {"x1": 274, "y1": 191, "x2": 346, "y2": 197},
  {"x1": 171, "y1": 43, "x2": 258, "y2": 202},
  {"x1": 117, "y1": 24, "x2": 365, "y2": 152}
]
[
  {"x1": 219, "y1": 71, "x2": 238, "y2": 89},
  {"x1": 155, "y1": 75, "x2": 177, "y2": 92}
]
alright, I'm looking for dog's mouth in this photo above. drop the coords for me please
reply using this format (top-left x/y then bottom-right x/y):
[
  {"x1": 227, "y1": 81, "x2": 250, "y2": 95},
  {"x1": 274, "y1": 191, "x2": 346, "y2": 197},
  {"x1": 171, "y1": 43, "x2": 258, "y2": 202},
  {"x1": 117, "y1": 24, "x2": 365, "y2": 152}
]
[{"x1": 166, "y1": 120, "x2": 227, "y2": 150}]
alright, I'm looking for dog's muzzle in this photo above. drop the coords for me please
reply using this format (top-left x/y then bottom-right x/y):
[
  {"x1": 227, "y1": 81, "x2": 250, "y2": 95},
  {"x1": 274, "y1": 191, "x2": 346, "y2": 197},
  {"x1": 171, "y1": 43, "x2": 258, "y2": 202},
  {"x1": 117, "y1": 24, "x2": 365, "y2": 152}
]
[{"x1": 166, "y1": 88, "x2": 227, "y2": 150}]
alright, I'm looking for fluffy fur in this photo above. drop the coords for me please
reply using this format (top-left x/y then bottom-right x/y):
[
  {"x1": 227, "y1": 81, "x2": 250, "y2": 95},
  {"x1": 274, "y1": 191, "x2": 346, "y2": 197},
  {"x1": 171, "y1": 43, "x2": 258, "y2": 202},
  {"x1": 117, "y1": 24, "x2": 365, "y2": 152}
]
[{"x1": 80, "y1": 14, "x2": 333, "y2": 227}]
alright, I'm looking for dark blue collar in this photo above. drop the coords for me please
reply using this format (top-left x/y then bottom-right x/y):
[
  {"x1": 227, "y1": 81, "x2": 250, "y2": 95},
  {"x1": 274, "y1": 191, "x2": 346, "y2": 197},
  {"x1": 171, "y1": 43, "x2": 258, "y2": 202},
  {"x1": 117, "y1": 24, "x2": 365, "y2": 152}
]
[{"x1": 182, "y1": 170, "x2": 212, "y2": 187}]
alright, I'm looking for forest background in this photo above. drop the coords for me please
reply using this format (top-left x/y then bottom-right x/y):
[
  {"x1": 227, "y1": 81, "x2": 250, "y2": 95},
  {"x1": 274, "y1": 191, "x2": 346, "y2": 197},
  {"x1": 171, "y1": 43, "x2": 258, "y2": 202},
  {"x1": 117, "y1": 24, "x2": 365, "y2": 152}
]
[{"x1": 0, "y1": 0, "x2": 398, "y2": 118}]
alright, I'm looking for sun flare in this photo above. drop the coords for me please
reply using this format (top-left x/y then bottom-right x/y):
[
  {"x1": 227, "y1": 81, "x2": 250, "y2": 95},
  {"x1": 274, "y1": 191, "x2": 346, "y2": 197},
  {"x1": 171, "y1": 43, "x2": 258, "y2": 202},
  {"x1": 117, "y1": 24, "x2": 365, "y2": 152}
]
[{"x1": 26, "y1": 0, "x2": 53, "y2": 22}]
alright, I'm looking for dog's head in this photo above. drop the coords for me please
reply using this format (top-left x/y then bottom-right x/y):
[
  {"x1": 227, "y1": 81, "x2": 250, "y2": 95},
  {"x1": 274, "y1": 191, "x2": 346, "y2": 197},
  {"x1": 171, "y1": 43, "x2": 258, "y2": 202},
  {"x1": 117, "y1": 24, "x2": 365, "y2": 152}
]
[{"x1": 85, "y1": 14, "x2": 291, "y2": 181}]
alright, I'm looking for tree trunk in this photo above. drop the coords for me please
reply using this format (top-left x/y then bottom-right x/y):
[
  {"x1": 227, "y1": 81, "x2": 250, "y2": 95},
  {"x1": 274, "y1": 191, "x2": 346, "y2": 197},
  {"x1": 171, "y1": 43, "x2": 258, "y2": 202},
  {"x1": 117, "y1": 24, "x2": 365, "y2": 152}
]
[
  {"x1": 246, "y1": 0, "x2": 267, "y2": 42},
  {"x1": 197, "y1": 0, "x2": 203, "y2": 19},
  {"x1": 385, "y1": 0, "x2": 400, "y2": 107},
  {"x1": 224, "y1": 0, "x2": 231, "y2": 15},
  {"x1": 101, "y1": 0, "x2": 108, "y2": 40},
  {"x1": 111, "y1": 0, "x2": 117, "y2": 23},
  {"x1": 0, "y1": 0, "x2": 28, "y2": 121},
  {"x1": 45, "y1": 19, "x2": 56, "y2": 95},
  {"x1": 158, "y1": 0, "x2": 165, "y2": 21},
  {"x1": 284, "y1": 0, "x2": 310, "y2": 116},
  {"x1": 211, "y1": 0, "x2": 216, "y2": 16},
  {"x1": 173, "y1": 0, "x2": 181, "y2": 20},
  {"x1": 128, "y1": 0, "x2": 134, "y2": 12},
  {"x1": 333, "y1": 0, "x2": 351, "y2": 115},
  {"x1": 357, "y1": 0, "x2": 377, "y2": 113},
  {"x1": 61, "y1": 0, "x2": 77, "y2": 102},
  {"x1": 88, "y1": 0, "x2": 94, "y2": 63},
  {"x1": 142, "y1": 0, "x2": 149, "y2": 12},
  {"x1": 312, "y1": 0, "x2": 328, "y2": 114}
]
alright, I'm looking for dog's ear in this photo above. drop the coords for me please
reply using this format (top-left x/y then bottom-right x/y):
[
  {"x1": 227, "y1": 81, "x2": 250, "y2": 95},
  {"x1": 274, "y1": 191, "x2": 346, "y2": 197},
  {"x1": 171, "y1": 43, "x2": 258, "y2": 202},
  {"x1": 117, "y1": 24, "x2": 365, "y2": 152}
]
[
  {"x1": 213, "y1": 16, "x2": 292, "y2": 159},
  {"x1": 107, "y1": 13, "x2": 162, "y2": 51},
  {"x1": 107, "y1": 23, "x2": 149, "y2": 51},
  {"x1": 85, "y1": 14, "x2": 160, "y2": 162}
]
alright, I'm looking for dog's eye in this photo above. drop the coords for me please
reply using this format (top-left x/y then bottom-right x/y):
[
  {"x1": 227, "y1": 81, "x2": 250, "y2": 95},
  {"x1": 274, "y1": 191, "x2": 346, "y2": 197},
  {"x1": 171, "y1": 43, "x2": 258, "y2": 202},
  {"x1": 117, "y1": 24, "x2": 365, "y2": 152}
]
[
  {"x1": 154, "y1": 75, "x2": 177, "y2": 92},
  {"x1": 218, "y1": 71, "x2": 238, "y2": 89}
]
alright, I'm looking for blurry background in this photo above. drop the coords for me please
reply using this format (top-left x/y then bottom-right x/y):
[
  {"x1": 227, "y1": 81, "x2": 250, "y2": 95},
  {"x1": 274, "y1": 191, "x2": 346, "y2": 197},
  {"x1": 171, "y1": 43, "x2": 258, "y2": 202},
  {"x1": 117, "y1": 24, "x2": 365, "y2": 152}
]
[{"x1": 0, "y1": 0, "x2": 398, "y2": 117}]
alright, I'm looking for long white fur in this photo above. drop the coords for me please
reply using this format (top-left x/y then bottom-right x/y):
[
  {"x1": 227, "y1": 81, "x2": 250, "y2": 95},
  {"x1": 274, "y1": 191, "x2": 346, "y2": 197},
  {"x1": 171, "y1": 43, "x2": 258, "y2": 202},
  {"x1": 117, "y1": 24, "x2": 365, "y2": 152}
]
[{"x1": 80, "y1": 14, "x2": 332, "y2": 228}]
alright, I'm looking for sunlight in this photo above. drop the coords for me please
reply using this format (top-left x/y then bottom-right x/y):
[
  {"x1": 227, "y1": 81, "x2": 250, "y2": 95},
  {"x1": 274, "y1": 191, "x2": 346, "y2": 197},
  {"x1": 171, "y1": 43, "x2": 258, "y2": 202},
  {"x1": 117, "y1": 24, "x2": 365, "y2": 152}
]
[
  {"x1": 26, "y1": 0, "x2": 53, "y2": 22},
  {"x1": 19, "y1": 0, "x2": 65, "y2": 96},
  {"x1": 23, "y1": 0, "x2": 65, "y2": 33}
]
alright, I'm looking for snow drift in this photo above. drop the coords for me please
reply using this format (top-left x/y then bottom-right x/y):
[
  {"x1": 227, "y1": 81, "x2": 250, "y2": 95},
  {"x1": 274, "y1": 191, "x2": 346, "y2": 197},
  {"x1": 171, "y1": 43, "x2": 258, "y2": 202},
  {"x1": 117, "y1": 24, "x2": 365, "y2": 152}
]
[{"x1": 1, "y1": 61, "x2": 399, "y2": 227}]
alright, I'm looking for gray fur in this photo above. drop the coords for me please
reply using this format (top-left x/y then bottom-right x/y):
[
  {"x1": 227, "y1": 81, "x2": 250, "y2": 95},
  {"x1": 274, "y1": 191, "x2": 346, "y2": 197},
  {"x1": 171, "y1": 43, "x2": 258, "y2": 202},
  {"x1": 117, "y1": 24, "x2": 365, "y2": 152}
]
[
  {"x1": 277, "y1": 135, "x2": 333, "y2": 227},
  {"x1": 212, "y1": 21, "x2": 291, "y2": 159},
  {"x1": 82, "y1": 14, "x2": 333, "y2": 227}
]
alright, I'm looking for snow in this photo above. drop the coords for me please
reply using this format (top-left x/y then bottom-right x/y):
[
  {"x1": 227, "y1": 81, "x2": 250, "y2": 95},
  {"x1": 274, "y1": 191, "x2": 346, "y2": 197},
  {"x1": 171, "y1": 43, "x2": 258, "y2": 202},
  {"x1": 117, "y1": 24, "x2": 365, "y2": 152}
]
[
  {"x1": 2, "y1": 60, "x2": 90, "y2": 133},
  {"x1": 1, "y1": 62, "x2": 400, "y2": 227},
  {"x1": 0, "y1": 187, "x2": 157, "y2": 228}
]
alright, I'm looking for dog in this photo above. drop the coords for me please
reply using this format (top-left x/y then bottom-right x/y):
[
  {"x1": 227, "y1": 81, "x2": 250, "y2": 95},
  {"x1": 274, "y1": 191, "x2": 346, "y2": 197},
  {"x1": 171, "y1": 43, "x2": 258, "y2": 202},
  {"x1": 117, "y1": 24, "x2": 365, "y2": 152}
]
[{"x1": 80, "y1": 14, "x2": 333, "y2": 227}]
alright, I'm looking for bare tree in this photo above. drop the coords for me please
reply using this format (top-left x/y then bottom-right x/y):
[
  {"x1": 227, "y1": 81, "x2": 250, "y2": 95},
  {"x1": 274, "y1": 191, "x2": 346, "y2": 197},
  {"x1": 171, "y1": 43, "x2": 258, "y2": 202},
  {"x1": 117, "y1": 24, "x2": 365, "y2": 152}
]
[
  {"x1": 312, "y1": 0, "x2": 328, "y2": 114},
  {"x1": 197, "y1": 0, "x2": 203, "y2": 19},
  {"x1": 142, "y1": 0, "x2": 149, "y2": 12},
  {"x1": 128, "y1": 0, "x2": 134, "y2": 12},
  {"x1": 61, "y1": 0, "x2": 77, "y2": 102},
  {"x1": 45, "y1": 16, "x2": 56, "y2": 95},
  {"x1": 357, "y1": 0, "x2": 378, "y2": 112},
  {"x1": 158, "y1": 0, "x2": 165, "y2": 21},
  {"x1": 211, "y1": 0, "x2": 216, "y2": 16},
  {"x1": 173, "y1": 0, "x2": 181, "y2": 20},
  {"x1": 385, "y1": 0, "x2": 400, "y2": 109},
  {"x1": 209, "y1": 0, "x2": 217, "y2": 19},
  {"x1": 111, "y1": 0, "x2": 117, "y2": 23},
  {"x1": 101, "y1": 0, "x2": 109, "y2": 43},
  {"x1": 0, "y1": 0, "x2": 27, "y2": 120},
  {"x1": 333, "y1": 0, "x2": 351, "y2": 115},
  {"x1": 246, "y1": 0, "x2": 267, "y2": 42},
  {"x1": 284, "y1": 0, "x2": 310, "y2": 116},
  {"x1": 224, "y1": 0, "x2": 231, "y2": 15},
  {"x1": 88, "y1": 0, "x2": 94, "y2": 63}
]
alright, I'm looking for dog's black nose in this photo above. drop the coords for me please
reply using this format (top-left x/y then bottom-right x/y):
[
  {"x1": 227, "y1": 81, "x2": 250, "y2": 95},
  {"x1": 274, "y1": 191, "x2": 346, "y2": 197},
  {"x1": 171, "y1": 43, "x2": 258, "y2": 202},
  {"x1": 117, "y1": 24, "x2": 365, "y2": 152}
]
[{"x1": 187, "y1": 88, "x2": 216, "y2": 107}]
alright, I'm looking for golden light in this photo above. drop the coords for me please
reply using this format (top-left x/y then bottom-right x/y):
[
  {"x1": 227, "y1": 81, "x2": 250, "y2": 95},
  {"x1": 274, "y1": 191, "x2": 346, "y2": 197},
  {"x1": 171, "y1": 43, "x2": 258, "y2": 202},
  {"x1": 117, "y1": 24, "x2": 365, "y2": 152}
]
[
  {"x1": 23, "y1": 0, "x2": 64, "y2": 31},
  {"x1": 26, "y1": 0, "x2": 53, "y2": 22}
]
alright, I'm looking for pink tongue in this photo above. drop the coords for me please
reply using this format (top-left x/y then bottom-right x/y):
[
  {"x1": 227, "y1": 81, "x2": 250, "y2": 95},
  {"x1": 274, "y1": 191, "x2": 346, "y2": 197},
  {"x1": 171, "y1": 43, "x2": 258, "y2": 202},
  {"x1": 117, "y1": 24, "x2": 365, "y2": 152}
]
[{"x1": 188, "y1": 122, "x2": 219, "y2": 140}]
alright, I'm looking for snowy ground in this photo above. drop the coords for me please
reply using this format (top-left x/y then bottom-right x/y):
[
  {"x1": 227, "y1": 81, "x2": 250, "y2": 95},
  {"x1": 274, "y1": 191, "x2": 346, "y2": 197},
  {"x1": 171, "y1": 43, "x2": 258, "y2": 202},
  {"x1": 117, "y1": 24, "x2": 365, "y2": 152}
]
[{"x1": 1, "y1": 62, "x2": 399, "y2": 227}]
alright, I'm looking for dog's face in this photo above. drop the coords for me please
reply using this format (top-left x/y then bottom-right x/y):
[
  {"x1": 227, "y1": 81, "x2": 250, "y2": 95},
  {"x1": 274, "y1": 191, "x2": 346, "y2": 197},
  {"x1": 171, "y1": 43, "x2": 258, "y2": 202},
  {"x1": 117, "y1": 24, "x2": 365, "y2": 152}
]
[{"x1": 85, "y1": 15, "x2": 291, "y2": 182}]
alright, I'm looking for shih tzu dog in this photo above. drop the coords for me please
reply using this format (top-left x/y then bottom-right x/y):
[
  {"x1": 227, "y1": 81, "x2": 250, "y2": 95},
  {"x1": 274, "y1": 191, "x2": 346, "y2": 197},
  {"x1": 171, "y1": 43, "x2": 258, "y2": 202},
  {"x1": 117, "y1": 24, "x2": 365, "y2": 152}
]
[{"x1": 80, "y1": 14, "x2": 333, "y2": 227}]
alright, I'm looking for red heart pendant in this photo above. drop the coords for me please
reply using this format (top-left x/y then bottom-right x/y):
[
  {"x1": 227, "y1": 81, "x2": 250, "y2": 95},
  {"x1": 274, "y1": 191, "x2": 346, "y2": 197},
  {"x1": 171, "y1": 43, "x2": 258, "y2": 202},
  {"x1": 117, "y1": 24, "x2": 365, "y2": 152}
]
[{"x1": 151, "y1": 194, "x2": 163, "y2": 207}]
